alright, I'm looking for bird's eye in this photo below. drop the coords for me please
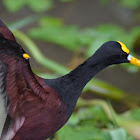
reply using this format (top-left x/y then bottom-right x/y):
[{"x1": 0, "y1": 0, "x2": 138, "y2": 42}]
[{"x1": 120, "y1": 53, "x2": 127, "y2": 58}]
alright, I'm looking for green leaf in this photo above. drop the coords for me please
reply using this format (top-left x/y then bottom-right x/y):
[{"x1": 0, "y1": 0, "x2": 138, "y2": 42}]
[
  {"x1": 109, "y1": 128, "x2": 134, "y2": 140},
  {"x1": 3, "y1": 0, "x2": 25, "y2": 12},
  {"x1": 3, "y1": 0, "x2": 53, "y2": 12},
  {"x1": 28, "y1": 17, "x2": 82, "y2": 51},
  {"x1": 130, "y1": 108, "x2": 140, "y2": 121},
  {"x1": 60, "y1": 0, "x2": 74, "y2": 2},
  {"x1": 119, "y1": 0, "x2": 140, "y2": 9},
  {"x1": 39, "y1": 17, "x2": 63, "y2": 27},
  {"x1": 57, "y1": 125, "x2": 111, "y2": 140},
  {"x1": 27, "y1": 0, "x2": 53, "y2": 12}
]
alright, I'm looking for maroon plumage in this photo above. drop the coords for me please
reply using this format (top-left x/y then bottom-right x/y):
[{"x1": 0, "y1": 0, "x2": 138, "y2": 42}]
[
  {"x1": 0, "y1": 20, "x2": 68, "y2": 140},
  {"x1": 0, "y1": 19, "x2": 132, "y2": 140},
  {"x1": 0, "y1": 19, "x2": 16, "y2": 42}
]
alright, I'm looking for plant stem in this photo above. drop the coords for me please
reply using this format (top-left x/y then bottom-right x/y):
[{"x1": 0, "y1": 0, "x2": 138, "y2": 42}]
[{"x1": 13, "y1": 30, "x2": 69, "y2": 75}]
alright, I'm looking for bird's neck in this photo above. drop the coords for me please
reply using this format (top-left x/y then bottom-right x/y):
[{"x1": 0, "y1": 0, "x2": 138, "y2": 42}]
[
  {"x1": 54, "y1": 52, "x2": 109, "y2": 116},
  {"x1": 68, "y1": 57, "x2": 106, "y2": 87}
]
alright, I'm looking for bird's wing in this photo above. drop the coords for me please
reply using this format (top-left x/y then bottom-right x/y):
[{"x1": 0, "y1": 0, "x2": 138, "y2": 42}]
[
  {"x1": 0, "y1": 19, "x2": 16, "y2": 42},
  {"x1": 0, "y1": 19, "x2": 55, "y2": 139},
  {"x1": 0, "y1": 36, "x2": 50, "y2": 140},
  {"x1": 0, "y1": 19, "x2": 16, "y2": 140},
  {"x1": 0, "y1": 19, "x2": 50, "y2": 115},
  {"x1": 0, "y1": 37, "x2": 50, "y2": 116}
]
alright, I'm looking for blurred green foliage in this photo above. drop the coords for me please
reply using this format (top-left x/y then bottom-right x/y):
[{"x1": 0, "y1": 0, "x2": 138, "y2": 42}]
[
  {"x1": 56, "y1": 99, "x2": 138, "y2": 140},
  {"x1": 28, "y1": 17, "x2": 140, "y2": 72},
  {"x1": 3, "y1": 0, "x2": 140, "y2": 12},
  {"x1": 3, "y1": 0, "x2": 140, "y2": 139},
  {"x1": 28, "y1": 17, "x2": 83, "y2": 51},
  {"x1": 119, "y1": 0, "x2": 140, "y2": 9},
  {"x1": 2, "y1": 0, "x2": 74, "y2": 12},
  {"x1": 101, "y1": 0, "x2": 140, "y2": 9},
  {"x1": 3, "y1": 0, "x2": 53, "y2": 12}
]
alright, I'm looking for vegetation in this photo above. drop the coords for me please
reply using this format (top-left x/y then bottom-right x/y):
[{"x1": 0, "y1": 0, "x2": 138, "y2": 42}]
[{"x1": 2, "y1": 0, "x2": 140, "y2": 139}]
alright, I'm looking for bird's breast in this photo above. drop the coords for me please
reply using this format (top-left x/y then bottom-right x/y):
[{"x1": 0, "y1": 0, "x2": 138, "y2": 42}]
[{"x1": 12, "y1": 97, "x2": 69, "y2": 140}]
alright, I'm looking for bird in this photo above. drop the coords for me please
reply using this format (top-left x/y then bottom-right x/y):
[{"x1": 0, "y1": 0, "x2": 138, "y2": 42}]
[{"x1": 0, "y1": 19, "x2": 140, "y2": 140}]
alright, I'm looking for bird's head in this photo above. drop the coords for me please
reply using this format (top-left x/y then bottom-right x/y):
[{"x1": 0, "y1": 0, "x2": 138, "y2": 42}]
[
  {"x1": 0, "y1": 33, "x2": 30, "y2": 61},
  {"x1": 95, "y1": 41, "x2": 140, "y2": 66}
]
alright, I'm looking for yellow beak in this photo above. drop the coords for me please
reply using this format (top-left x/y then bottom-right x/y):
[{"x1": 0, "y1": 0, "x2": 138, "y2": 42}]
[
  {"x1": 128, "y1": 54, "x2": 140, "y2": 67},
  {"x1": 23, "y1": 53, "x2": 30, "y2": 59}
]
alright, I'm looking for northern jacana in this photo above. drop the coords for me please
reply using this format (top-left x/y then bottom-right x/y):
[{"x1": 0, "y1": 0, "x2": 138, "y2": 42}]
[{"x1": 0, "y1": 19, "x2": 140, "y2": 140}]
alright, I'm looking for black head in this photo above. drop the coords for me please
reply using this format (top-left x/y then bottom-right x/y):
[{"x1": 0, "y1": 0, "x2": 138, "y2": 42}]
[
  {"x1": 0, "y1": 33, "x2": 30, "y2": 60},
  {"x1": 95, "y1": 41, "x2": 130, "y2": 66}
]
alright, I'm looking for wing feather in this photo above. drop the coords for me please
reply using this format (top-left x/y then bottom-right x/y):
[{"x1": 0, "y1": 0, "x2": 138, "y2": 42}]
[{"x1": 0, "y1": 19, "x2": 16, "y2": 42}]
